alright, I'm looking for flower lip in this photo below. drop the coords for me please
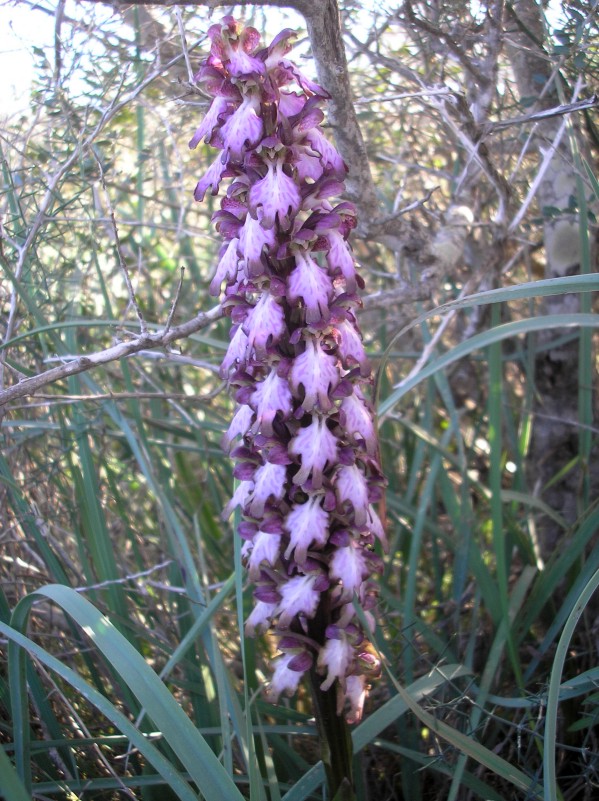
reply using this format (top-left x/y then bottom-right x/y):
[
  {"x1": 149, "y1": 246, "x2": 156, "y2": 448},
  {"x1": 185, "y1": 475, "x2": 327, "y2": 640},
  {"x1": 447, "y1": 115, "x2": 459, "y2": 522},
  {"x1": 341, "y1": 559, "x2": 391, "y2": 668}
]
[
  {"x1": 290, "y1": 337, "x2": 339, "y2": 412},
  {"x1": 221, "y1": 94, "x2": 264, "y2": 160},
  {"x1": 284, "y1": 494, "x2": 329, "y2": 564},
  {"x1": 277, "y1": 573, "x2": 322, "y2": 628},
  {"x1": 267, "y1": 652, "x2": 307, "y2": 701},
  {"x1": 287, "y1": 251, "x2": 334, "y2": 326},
  {"x1": 189, "y1": 95, "x2": 233, "y2": 150},
  {"x1": 290, "y1": 416, "x2": 338, "y2": 490},
  {"x1": 248, "y1": 157, "x2": 301, "y2": 230}
]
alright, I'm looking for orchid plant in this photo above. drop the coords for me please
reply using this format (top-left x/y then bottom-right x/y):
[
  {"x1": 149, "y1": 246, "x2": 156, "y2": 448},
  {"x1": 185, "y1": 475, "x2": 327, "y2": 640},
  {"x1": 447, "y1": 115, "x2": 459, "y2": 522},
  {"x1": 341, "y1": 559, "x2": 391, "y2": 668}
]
[{"x1": 191, "y1": 17, "x2": 386, "y2": 796}]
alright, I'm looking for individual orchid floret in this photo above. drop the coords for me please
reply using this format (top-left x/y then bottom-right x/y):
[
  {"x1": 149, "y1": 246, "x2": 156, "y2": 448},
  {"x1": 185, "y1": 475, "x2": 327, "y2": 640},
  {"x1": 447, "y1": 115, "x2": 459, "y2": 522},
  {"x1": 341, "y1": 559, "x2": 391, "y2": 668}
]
[
  {"x1": 191, "y1": 16, "x2": 386, "y2": 725},
  {"x1": 221, "y1": 94, "x2": 264, "y2": 160},
  {"x1": 267, "y1": 651, "x2": 308, "y2": 701},
  {"x1": 289, "y1": 416, "x2": 338, "y2": 489},
  {"x1": 207, "y1": 17, "x2": 265, "y2": 77},
  {"x1": 287, "y1": 251, "x2": 334, "y2": 325},
  {"x1": 249, "y1": 156, "x2": 301, "y2": 230},
  {"x1": 284, "y1": 495, "x2": 329, "y2": 564},
  {"x1": 250, "y1": 368, "x2": 293, "y2": 435},
  {"x1": 278, "y1": 572, "x2": 328, "y2": 628},
  {"x1": 290, "y1": 337, "x2": 339, "y2": 412}
]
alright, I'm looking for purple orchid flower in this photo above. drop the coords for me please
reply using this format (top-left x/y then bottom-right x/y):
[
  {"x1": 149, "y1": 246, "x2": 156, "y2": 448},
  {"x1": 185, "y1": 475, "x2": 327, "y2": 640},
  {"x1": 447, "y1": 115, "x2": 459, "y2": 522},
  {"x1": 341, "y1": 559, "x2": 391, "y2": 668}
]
[{"x1": 191, "y1": 16, "x2": 385, "y2": 724}]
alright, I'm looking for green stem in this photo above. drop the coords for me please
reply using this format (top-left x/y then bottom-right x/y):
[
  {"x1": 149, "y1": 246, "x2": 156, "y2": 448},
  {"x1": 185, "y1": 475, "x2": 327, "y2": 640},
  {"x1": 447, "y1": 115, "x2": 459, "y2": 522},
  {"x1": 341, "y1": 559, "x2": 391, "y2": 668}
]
[
  {"x1": 308, "y1": 670, "x2": 355, "y2": 801},
  {"x1": 307, "y1": 600, "x2": 355, "y2": 800}
]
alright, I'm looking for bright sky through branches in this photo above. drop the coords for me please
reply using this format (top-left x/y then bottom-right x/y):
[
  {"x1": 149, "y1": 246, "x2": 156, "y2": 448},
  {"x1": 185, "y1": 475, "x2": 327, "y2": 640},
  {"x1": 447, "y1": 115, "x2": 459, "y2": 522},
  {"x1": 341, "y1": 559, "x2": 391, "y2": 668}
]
[
  {"x1": 0, "y1": 0, "x2": 567, "y2": 119},
  {"x1": 0, "y1": 3, "x2": 53, "y2": 116}
]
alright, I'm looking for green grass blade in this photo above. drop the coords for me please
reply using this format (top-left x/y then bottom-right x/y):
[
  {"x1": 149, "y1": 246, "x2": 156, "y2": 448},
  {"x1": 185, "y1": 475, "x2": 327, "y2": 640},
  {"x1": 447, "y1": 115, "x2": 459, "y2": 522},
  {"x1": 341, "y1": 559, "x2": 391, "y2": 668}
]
[
  {"x1": 379, "y1": 313, "x2": 599, "y2": 417},
  {"x1": 9, "y1": 585, "x2": 246, "y2": 801},
  {"x1": 3, "y1": 621, "x2": 200, "y2": 801},
  {"x1": 0, "y1": 745, "x2": 33, "y2": 801},
  {"x1": 544, "y1": 568, "x2": 599, "y2": 801},
  {"x1": 281, "y1": 664, "x2": 472, "y2": 801}
]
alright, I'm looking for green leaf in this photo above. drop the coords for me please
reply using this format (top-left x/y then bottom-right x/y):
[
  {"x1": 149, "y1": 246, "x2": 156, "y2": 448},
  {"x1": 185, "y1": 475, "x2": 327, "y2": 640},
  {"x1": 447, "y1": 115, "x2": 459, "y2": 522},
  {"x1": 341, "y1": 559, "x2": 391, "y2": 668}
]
[
  {"x1": 8, "y1": 585, "x2": 245, "y2": 801},
  {"x1": 379, "y1": 313, "x2": 599, "y2": 417},
  {"x1": 0, "y1": 746, "x2": 32, "y2": 801}
]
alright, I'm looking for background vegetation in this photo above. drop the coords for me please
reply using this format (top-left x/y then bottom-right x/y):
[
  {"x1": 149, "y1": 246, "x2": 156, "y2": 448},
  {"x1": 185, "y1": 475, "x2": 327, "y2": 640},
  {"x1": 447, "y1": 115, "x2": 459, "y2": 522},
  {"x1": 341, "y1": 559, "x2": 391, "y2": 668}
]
[{"x1": 1, "y1": 1, "x2": 598, "y2": 799}]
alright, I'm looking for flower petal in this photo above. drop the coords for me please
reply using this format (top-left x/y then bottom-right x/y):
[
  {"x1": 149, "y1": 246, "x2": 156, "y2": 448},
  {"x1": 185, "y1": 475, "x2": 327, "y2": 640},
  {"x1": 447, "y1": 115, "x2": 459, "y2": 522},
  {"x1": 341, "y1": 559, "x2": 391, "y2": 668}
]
[
  {"x1": 209, "y1": 238, "x2": 240, "y2": 296},
  {"x1": 305, "y1": 127, "x2": 346, "y2": 176},
  {"x1": 244, "y1": 292, "x2": 287, "y2": 357},
  {"x1": 239, "y1": 214, "x2": 276, "y2": 277},
  {"x1": 267, "y1": 652, "x2": 306, "y2": 701},
  {"x1": 366, "y1": 505, "x2": 388, "y2": 552},
  {"x1": 334, "y1": 464, "x2": 369, "y2": 526},
  {"x1": 325, "y1": 229, "x2": 357, "y2": 292},
  {"x1": 344, "y1": 675, "x2": 367, "y2": 724},
  {"x1": 245, "y1": 600, "x2": 277, "y2": 636},
  {"x1": 318, "y1": 635, "x2": 353, "y2": 692},
  {"x1": 221, "y1": 94, "x2": 264, "y2": 159},
  {"x1": 222, "y1": 404, "x2": 254, "y2": 451},
  {"x1": 277, "y1": 574, "x2": 321, "y2": 627},
  {"x1": 220, "y1": 323, "x2": 249, "y2": 376},
  {"x1": 335, "y1": 319, "x2": 370, "y2": 375},
  {"x1": 247, "y1": 530, "x2": 281, "y2": 578},
  {"x1": 249, "y1": 158, "x2": 301, "y2": 230},
  {"x1": 340, "y1": 387, "x2": 377, "y2": 455},
  {"x1": 290, "y1": 144, "x2": 325, "y2": 182},
  {"x1": 189, "y1": 96, "x2": 233, "y2": 149},
  {"x1": 290, "y1": 416, "x2": 338, "y2": 489},
  {"x1": 248, "y1": 461, "x2": 287, "y2": 517},
  {"x1": 250, "y1": 368, "x2": 293, "y2": 435},
  {"x1": 284, "y1": 494, "x2": 329, "y2": 564},
  {"x1": 194, "y1": 153, "x2": 230, "y2": 201},
  {"x1": 287, "y1": 252, "x2": 333, "y2": 325},
  {"x1": 330, "y1": 542, "x2": 369, "y2": 600},
  {"x1": 290, "y1": 338, "x2": 339, "y2": 412},
  {"x1": 222, "y1": 479, "x2": 253, "y2": 519}
]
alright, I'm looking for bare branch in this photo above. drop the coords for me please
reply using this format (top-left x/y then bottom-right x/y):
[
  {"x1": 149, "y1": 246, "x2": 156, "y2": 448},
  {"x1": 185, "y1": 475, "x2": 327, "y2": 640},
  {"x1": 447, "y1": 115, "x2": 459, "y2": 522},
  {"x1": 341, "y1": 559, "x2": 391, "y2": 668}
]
[
  {"x1": 0, "y1": 305, "x2": 223, "y2": 410},
  {"x1": 164, "y1": 266, "x2": 185, "y2": 334},
  {"x1": 84, "y1": 0, "x2": 314, "y2": 12},
  {"x1": 483, "y1": 95, "x2": 599, "y2": 134},
  {"x1": 403, "y1": 0, "x2": 489, "y2": 87},
  {"x1": 175, "y1": 5, "x2": 195, "y2": 83},
  {"x1": 94, "y1": 152, "x2": 148, "y2": 334}
]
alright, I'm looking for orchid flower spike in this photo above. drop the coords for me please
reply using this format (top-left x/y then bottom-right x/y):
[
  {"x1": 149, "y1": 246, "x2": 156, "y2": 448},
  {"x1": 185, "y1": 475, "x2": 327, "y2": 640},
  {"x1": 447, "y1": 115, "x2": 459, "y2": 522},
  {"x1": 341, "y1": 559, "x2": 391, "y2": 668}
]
[{"x1": 191, "y1": 16, "x2": 386, "y2": 724}]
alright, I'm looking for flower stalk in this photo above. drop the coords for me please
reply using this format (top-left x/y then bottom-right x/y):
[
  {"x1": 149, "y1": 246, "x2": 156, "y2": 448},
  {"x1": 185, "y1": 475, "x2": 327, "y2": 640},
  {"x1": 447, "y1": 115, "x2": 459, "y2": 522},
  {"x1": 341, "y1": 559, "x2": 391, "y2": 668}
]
[{"x1": 190, "y1": 17, "x2": 386, "y2": 796}]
